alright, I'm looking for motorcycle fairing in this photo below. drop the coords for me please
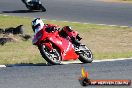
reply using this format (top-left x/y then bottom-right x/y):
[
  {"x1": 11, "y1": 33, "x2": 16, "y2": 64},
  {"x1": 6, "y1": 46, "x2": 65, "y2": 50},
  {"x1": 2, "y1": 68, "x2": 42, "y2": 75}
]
[
  {"x1": 47, "y1": 33, "x2": 79, "y2": 61},
  {"x1": 32, "y1": 29, "x2": 44, "y2": 45}
]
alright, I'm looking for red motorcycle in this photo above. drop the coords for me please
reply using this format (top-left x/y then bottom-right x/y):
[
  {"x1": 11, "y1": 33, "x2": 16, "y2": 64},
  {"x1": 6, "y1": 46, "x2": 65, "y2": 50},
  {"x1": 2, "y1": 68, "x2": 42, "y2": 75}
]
[{"x1": 32, "y1": 26, "x2": 93, "y2": 65}]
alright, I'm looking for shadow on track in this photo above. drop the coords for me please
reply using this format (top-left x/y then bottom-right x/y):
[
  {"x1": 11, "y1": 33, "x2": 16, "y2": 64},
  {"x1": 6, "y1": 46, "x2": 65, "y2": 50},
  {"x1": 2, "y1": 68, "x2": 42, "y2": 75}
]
[
  {"x1": 6, "y1": 63, "x2": 52, "y2": 67},
  {"x1": 2, "y1": 10, "x2": 44, "y2": 13}
]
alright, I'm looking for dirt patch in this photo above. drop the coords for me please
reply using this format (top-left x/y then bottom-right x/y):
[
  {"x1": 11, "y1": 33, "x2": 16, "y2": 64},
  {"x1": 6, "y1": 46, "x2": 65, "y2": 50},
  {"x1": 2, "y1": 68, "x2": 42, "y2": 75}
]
[{"x1": 0, "y1": 25, "x2": 32, "y2": 45}]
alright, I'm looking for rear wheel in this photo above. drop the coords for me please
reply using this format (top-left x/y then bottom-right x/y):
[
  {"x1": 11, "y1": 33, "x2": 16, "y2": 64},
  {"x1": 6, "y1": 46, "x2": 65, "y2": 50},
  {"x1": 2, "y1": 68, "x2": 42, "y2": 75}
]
[
  {"x1": 38, "y1": 45, "x2": 61, "y2": 65},
  {"x1": 77, "y1": 45, "x2": 93, "y2": 63}
]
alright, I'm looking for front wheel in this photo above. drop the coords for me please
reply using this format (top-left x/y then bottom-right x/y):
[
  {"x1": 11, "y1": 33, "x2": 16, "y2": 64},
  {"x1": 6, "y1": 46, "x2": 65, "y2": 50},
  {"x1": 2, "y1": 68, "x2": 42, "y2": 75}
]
[
  {"x1": 77, "y1": 45, "x2": 93, "y2": 63},
  {"x1": 38, "y1": 45, "x2": 61, "y2": 65}
]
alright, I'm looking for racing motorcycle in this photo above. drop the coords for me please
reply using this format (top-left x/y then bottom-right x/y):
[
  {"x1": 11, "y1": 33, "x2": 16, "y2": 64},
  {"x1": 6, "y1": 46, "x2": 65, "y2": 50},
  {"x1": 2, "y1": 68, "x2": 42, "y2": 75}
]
[
  {"x1": 32, "y1": 26, "x2": 93, "y2": 65},
  {"x1": 21, "y1": 0, "x2": 46, "y2": 12}
]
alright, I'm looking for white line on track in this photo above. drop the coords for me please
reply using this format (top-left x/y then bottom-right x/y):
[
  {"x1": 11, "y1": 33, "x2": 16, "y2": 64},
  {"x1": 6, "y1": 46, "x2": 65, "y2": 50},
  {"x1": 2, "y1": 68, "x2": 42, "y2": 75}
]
[
  {"x1": 0, "y1": 65, "x2": 6, "y2": 68},
  {"x1": 61, "y1": 57, "x2": 132, "y2": 64},
  {"x1": 44, "y1": 19, "x2": 131, "y2": 28},
  {"x1": 0, "y1": 58, "x2": 132, "y2": 68},
  {"x1": 0, "y1": 14, "x2": 131, "y2": 28}
]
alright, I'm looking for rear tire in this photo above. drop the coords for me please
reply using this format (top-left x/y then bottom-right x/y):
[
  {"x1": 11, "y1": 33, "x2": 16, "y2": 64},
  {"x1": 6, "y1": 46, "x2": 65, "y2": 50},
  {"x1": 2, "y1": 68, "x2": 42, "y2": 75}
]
[
  {"x1": 38, "y1": 45, "x2": 61, "y2": 65},
  {"x1": 78, "y1": 45, "x2": 93, "y2": 63}
]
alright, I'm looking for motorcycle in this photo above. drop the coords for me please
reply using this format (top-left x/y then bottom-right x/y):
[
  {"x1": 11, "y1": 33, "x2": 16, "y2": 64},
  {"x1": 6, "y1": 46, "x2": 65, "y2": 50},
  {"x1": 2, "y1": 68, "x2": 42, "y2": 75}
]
[
  {"x1": 21, "y1": 0, "x2": 46, "y2": 12},
  {"x1": 32, "y1": 26, "x2": 93, "y2": 65}
]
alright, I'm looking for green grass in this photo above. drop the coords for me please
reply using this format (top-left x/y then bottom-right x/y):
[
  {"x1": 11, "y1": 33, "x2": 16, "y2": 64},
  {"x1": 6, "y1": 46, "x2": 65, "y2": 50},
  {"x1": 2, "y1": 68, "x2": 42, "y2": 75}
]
[{"x1": 0, "y1": 15, "x2": 132, "y2": 64}]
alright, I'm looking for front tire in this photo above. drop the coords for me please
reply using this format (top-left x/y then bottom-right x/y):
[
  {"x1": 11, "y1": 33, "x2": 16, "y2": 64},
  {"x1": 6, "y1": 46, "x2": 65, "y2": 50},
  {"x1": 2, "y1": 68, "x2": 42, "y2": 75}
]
[
  {"x1": 38, "y1": 45, "x2": 61, "y2": 65},
  {"x1": 77, "y1": 45, "x2": 93, "y2": 63}
]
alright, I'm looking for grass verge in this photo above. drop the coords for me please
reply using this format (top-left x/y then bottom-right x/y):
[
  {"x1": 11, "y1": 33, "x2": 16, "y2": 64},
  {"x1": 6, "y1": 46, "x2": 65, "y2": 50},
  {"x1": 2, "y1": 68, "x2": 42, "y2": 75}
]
[{"x1": 0, "y1": 15, "x2": 132, "y2": 64}]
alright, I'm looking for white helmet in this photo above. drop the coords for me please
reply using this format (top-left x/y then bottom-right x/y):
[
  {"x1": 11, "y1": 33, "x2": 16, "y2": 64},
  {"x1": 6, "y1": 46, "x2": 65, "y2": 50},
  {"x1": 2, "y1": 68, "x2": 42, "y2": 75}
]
[{"x1": 32, "y1": 18, "x2": 44, "y2": 34}]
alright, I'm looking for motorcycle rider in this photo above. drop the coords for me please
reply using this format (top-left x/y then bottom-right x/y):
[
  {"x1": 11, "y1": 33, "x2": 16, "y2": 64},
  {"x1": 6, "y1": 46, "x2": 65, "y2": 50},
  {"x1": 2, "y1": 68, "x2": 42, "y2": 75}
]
[{"x1": 32, "y1": 18, "x2": 81, "y2": 45}]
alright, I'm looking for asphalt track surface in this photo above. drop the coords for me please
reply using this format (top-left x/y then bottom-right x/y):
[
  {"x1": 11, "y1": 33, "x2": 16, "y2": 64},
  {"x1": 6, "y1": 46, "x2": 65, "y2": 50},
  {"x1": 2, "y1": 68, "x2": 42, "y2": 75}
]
[
  {"x1": 0, "y1": 60, "x2": 132, "y2": 88},
  {"x1": 0, "y1": 0, "x2": 132, "y2": 88},
  {"x1": 0, "y1": 0, "x2": 132, "y2": 26}
]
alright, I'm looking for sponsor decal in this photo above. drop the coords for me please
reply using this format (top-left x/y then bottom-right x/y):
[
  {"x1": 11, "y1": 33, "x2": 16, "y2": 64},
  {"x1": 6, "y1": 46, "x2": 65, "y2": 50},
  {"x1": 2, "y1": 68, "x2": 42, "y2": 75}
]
[{"x1": 79, "y1": 67, "x2": 131, "y2": 86}]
